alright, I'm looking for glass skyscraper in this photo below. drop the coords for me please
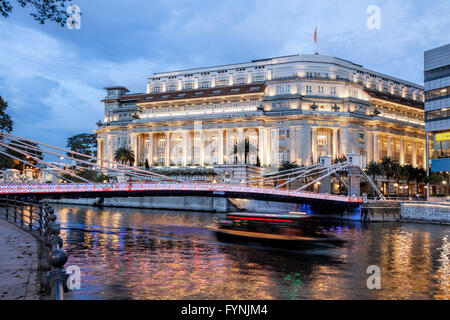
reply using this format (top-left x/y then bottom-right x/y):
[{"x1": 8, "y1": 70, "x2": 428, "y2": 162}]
[{"x1": 424, "y1": 44, "x2": 450, "y2": 173}]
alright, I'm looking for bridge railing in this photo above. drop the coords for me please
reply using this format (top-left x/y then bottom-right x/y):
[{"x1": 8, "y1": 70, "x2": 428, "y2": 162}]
[{"x1": 0, "y1": 198, "x2": 70, "y2": 300}]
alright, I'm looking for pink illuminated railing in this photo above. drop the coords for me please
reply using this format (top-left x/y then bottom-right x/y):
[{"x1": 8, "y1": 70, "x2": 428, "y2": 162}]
[{"x1": 0, "y1": 183, "x2": 362, "y2": 203}]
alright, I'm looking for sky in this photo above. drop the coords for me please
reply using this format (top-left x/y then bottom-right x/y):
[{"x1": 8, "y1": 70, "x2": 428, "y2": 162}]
[{"x1": 0, "y1": 0, "x2": 449, "y2": 149}]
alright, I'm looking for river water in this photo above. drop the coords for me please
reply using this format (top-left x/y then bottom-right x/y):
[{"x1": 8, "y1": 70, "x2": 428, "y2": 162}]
[{"x1": 53, "y1": 204, "x2": 450, "y2": 300}]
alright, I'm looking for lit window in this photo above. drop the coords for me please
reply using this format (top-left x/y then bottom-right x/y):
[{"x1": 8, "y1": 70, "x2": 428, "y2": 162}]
[
  {"x1": 158, "y1": 138, "x2": 166, "y2": 148},
  {"x1": 317, "y1": 135, "x2": 327, "y2": 146}
]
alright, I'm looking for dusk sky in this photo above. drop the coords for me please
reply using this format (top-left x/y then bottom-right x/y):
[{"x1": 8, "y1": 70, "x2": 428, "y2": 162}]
[{"x1": 0, "y1": 0, "x2": 449, "y2": 149}]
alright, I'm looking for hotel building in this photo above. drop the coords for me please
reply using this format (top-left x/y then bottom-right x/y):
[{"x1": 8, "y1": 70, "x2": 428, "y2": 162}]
[
  {"x1": 96, "y1": 53, "x2": 426, "y2": 175},
  {"x1": 424, "y1": 44, "x2": 450, "y2": 173}
]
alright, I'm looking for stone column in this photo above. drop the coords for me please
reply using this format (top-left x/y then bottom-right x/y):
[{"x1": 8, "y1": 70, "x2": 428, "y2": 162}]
[
  {"x1": 332, "y1": 128, "x2": 339, "y2": 160},
  {"x1": 96, "y1": 138, "x2": 103, "y2": 167},
  {"x1": 216, "y1": 129, "x2": 223, "y2": 165},
  {"x1": 264, "y1": 128, "x2": 271, "y2": 166},
  {"x1": 311, "y1": 128, "x2": 317, "y2": 164},
  {"x1": 366, "y1": 133, "x2": 373, "y2": 163},
  {"x1": 295, "y1": 127, "x2": 302, "y2": 165},
  {"x1": 271, "y1": 128, "x2": 279, "y2": 167},
  {"x1": 400, "y1": 138, "x2": 405, "y2": 165},
  {"x1": 348, "y1": 166, "x2": 361, "y2": 197},
  {"x1": 373, "y1": 133, "x2": 379, "y2": 163},
  {"x1": 289, "y1": 128, "x2": 297, "y2": 163},
  {"x1": 182, "y1": 131, "x2": 188, "y2": 166},
  {"x1": 165, "y1": 132, "x2": 170, "y2": 166},
  {"x1": 200, "y1": 130, "x2": 204, "y2": 166},
  {"x1": 147, "y1": 133, "x2": 153, "y2": 166},
  {"x1": 412, "y1": 140, "x2": 417, "y2": 167},
  {"x1": 300, "y1": 126, "x2": 311, "y2": 165},
  {"x1": 258, "y1": 128, "x2": 264, "y2": 166},
  {"x1": 237, "y1": 128, "x2": 244, "y2": 164},
  {"x1": 131, "y1": 133, "x2": 138, "y2": 166},
  {"x1": 387, "y1": 136, "x2": 392, "y2": 157}
]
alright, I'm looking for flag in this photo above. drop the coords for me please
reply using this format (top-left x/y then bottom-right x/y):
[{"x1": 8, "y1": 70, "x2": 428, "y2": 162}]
[{"x1": 314, "y1": 26, "x2": 317, "y2": 44}]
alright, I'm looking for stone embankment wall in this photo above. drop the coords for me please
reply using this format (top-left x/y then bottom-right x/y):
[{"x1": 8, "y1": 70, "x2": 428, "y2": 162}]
[
  {"x1": 361, "y1": 201, "x2": 401, "y2": 222},
  {"x1": 400, "y1": 202, "x2": 450, "y2": 224},
  {"x1": 47, "y1": 196, "x2": 238, "y2": 213}
]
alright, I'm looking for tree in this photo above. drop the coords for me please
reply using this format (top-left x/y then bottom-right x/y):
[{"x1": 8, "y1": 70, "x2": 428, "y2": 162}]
[
  {"x1": 401, "y1": 164, "x2": 416, "y2": 195},
  {"x1": 114, "y1": 147, "x2": 135, "y2": 166},
  {"x1": 365, "y1": 161, "x2": 384, "y2": 183},
  {"x1": 424, "y1": 174, "x2": 444, "y2": 187},
  {"x1": 66, "y1": 133, "x2": 97, "y2": 165},
  {"x1": 278, "y1": 161, "x2": 299, "y2": 171},
  {"x1": 61, "y1": 168, "x2": 111, "y2": 183},
  {"x1": 0, "y1": 0, "x2": 72, "y2": 26},
  {"x1": 381, "y1": 156, "x2": 398, "y2": 197},
  {"x1": 0, "y1": 96, "x2": 13, "y2": 133}
]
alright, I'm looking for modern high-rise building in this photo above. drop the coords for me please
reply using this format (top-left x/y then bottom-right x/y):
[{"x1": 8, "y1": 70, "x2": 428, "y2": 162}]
[
  {"x1": 96, "y1": 53, "x2": 426, "y2": 187},
  {"x1": 424, "y1": 44, "x2": 450, "y2": 173}
]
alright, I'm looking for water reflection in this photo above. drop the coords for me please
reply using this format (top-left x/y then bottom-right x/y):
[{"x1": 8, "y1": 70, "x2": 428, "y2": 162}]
[{"x1": 53, "y1": 204, "x2": 450, "y2": 300}]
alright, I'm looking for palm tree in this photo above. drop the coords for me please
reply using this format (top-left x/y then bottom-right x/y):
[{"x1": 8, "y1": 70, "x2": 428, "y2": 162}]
[
  {"x1": 366, "y1": 161, "x2": 384, "y2": 184},
  {"x1": 114, "y1": 147, "x2": 135, "y2": 166},
  {"x1": 231, "y1": 140, "x2": 257, "y2": 164},
  {"x1": 381, "y1": 156, "x2": 398, "y2": 197},
  {"x1": 401, "y1": 164, "x2": 416, "y2": 196}
]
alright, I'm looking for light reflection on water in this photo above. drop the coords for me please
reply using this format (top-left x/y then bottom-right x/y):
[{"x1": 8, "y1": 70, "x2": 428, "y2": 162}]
[{"x1": 54, "y1": 204, "x2": 450, "y2": 300}]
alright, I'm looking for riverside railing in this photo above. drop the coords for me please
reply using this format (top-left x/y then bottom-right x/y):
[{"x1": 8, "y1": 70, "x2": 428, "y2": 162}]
[{"x1": 0, "y1": 198, "x2": 69, "y2": 300}]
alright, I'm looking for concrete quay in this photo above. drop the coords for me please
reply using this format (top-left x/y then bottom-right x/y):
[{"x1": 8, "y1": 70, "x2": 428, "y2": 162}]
[{"x1": 0, "y1": 218, "x2": 40, "y2": 300}]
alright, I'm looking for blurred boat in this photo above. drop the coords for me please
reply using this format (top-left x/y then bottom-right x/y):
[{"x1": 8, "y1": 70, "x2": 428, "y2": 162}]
[{"x1": 215, "y1": 212, "x2": 343, "y2": 248}]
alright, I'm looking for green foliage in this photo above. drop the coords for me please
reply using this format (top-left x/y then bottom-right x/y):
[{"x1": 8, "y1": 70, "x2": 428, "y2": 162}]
[
  {"x1": 66, "y1": 133, "x2": 97, "y2": 165},
  {"x1": 113, "y1": 146, "x2": 135, "y2": 166},
  {"x1": 0, "y1": 96, "x2": 13, "y2": 133},
  {"x1": 151, "y1": 167, "x2": 217, "y2": 177},
  {"x1": 0, "y1": 0, "x2": 72, "y2": 26},
  {"x1": 278, "y1": 161, "x2": 299, "y2": 171},
  {"x1": 61, "y1": 169, "x2": 111, "y2": 183},
  {"x1": 365, "y1": 161, "x2": 384, "y2": 181},
  {"x1": 424, "y1": 173, "x2": 444, "y2": 185}
]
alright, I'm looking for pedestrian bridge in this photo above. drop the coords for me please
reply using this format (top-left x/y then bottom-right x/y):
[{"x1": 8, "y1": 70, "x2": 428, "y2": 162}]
[{"x1": 0, "y1": 182, "x2": 362, "y2": 208}]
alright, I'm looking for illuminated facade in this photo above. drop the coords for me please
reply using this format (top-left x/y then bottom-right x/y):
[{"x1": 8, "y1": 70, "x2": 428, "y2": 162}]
[{"x1": 96, "y1": 54, "x2": 426, "y2": 170}]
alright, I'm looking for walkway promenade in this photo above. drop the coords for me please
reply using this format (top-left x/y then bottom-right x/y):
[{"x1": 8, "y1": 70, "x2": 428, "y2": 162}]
[{"x1": 0, "y1": 219, "x2": 39, "y2": 300}]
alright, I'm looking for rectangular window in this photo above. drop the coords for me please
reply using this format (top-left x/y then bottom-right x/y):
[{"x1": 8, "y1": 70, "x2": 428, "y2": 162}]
[
  {"x1": 158, "y1": 138, "x2": 166, "y2": 148},
  {"x1": 200, "y1": 82, "x2": 210, "y2": 88},
  {"x1": 152, "y1": 87, "x2": 161, "y2": 93},
  {"x1": 183, "y1": 83, "x2": 193, "y2": 90},
  {"x1": 235, "y1": 78, "x2": 247, "y2": 84},
  {"x1": 330, "y1": 87, "x2": 336, "y2": 94},
  {"x1": 306, "y1": 85, "x2": 312, "y2": 93},
  {"x1": 167, "y1": 85, "x2": 176, "y2": 91},
  {"x1": 216, "y1": 80, "x2": 228, "y2": 87}
]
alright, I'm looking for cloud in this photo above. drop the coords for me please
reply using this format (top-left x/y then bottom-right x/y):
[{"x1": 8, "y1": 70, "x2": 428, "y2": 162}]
[
  {"x1": 0, "y1": 20, "x2": 175, "y2": 148},
  {"x1": 0, "y1": 0, "x2": 449, "y2": 149}
]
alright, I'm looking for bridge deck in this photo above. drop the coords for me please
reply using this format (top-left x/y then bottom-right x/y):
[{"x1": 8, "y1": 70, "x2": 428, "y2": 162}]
[{"x1": 0, "y1": 183, "x2": 361, "y2": 206}]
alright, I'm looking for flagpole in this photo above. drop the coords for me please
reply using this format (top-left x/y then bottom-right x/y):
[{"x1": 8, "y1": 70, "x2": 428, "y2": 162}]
[{"x1": 314, "y1": 26, "x2": 318, "y2": 55}]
